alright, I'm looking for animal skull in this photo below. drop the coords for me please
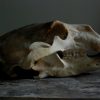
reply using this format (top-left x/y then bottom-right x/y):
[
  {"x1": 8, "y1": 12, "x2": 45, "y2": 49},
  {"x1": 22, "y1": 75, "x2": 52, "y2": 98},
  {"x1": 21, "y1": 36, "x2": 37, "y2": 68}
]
[{"x1": 28, "y1": 22, "x2": 100, "y2": 78}]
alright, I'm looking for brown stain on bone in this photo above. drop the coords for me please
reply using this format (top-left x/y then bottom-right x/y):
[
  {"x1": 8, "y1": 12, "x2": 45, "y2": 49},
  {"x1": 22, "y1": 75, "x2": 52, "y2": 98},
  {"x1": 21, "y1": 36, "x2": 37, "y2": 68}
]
[
  {"x1": 77, "y1": 25, "x2": 93, "y2": 32},
  {"x1": 45, "y1": 20, "x2": 68, "y2": 44},
  {"x1": 90, "y1": 42, "x2": 100, "y2": 52},
  {"x1": 1, "y1": 21, "x2": 67, "y2": 64},
  {"x1": 0, "y1": 20, "x2": 68, "y2": 77}
]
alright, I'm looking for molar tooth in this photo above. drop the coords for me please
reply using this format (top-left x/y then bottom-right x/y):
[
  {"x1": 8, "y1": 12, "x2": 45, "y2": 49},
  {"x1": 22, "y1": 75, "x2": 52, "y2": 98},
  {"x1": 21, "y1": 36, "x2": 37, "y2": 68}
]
[
  {"x1": 68, "y1": 52, "x2": 72, "y2": 57},
  {"x1": 74, "y1": 50, "x2": 79, "y2": 57},
  {"x1": 76, "y1": 52, "x2": 79, "y2": 57},
  {"x1": 63, "y1": 49, "x2": 86, "y2": 59},
  {"x1": 68, "y1": 49, "x2": 73, "y2": 57},
  {"x1": 63, "y1": 51, "x2": 67, "y2": 57},
  {"x1": 80, "y1": 52, "x2": 84, "y2": 57},
  {"x1": 71, "y1": 50, "x2": 74, "y2": 57},
  {"x1": 73, "y1": 51, "x2": 77, "y2": 57},
  {"x1": 80, "y1": 49, "x2": 86, "y2": 57}
]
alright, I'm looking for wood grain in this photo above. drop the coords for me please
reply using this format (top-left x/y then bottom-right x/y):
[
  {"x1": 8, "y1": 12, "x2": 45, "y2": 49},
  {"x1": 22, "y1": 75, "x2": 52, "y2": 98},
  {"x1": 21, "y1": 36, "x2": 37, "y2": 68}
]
[{"x1": 0, "y1": 70, "x2": 100, "y2": 99}]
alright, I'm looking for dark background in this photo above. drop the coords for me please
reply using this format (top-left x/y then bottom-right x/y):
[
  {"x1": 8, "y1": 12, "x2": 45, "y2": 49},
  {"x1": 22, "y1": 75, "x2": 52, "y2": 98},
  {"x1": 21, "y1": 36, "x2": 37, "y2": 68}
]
[{"x1": 0, "y1": 0, "x2": 100, "y2": 34}]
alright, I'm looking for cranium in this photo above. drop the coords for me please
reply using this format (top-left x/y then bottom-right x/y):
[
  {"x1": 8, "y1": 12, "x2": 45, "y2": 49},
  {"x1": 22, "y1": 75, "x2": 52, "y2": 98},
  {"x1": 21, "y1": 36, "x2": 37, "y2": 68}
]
[
  {"x1": 0, "y1": 20, "x2": 100, "y2": 79},
  {"x1": 28, "y1": 22, "x2": 100, "y2": 78}
]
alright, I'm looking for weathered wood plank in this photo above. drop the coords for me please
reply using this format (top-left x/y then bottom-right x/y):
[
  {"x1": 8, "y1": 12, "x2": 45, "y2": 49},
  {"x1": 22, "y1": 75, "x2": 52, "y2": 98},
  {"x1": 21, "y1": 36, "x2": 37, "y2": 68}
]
[{"x1": 0, "y1": 70, "x2": 100, "y2": 99}]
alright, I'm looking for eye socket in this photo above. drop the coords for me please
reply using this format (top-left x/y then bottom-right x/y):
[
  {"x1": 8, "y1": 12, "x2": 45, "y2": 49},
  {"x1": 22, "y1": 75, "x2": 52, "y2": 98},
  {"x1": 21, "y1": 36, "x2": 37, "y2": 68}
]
[{"x1": 57, "y1": 51, "x2": 64, "y2": 59}]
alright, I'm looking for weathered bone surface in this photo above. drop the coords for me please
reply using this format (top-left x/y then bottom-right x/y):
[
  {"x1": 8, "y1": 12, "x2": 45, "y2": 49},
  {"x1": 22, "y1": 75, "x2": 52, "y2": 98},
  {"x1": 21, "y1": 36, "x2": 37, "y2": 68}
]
[
  {"x1": 0, "y1": 20, "x2": 100, "y2": 78},
  {"x1": 28, "y1": 22, "x2": 100, "y2": 78},
  {"x1": 29, "y1": 37, "x2": 100, "y2": 78}
]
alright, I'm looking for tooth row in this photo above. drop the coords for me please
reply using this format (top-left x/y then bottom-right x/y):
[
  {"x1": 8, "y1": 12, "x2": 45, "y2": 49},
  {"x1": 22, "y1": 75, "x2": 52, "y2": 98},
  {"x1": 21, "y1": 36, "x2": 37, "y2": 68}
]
[{"x1": 63, "y1": 49, "x2": 86, "y2": 59}]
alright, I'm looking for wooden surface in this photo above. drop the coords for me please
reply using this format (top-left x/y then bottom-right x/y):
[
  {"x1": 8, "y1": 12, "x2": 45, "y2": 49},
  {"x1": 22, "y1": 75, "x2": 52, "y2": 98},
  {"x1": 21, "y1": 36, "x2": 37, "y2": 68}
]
[{"x1": 0, "y1": 70, "x2": 100, "y2": 99}]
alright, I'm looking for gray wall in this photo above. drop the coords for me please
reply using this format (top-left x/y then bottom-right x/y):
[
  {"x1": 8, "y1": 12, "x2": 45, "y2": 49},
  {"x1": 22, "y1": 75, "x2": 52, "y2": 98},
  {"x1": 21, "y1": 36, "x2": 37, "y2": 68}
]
[{"x1": 0, "y1": 0, "x2": 100, "y2": 33}]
